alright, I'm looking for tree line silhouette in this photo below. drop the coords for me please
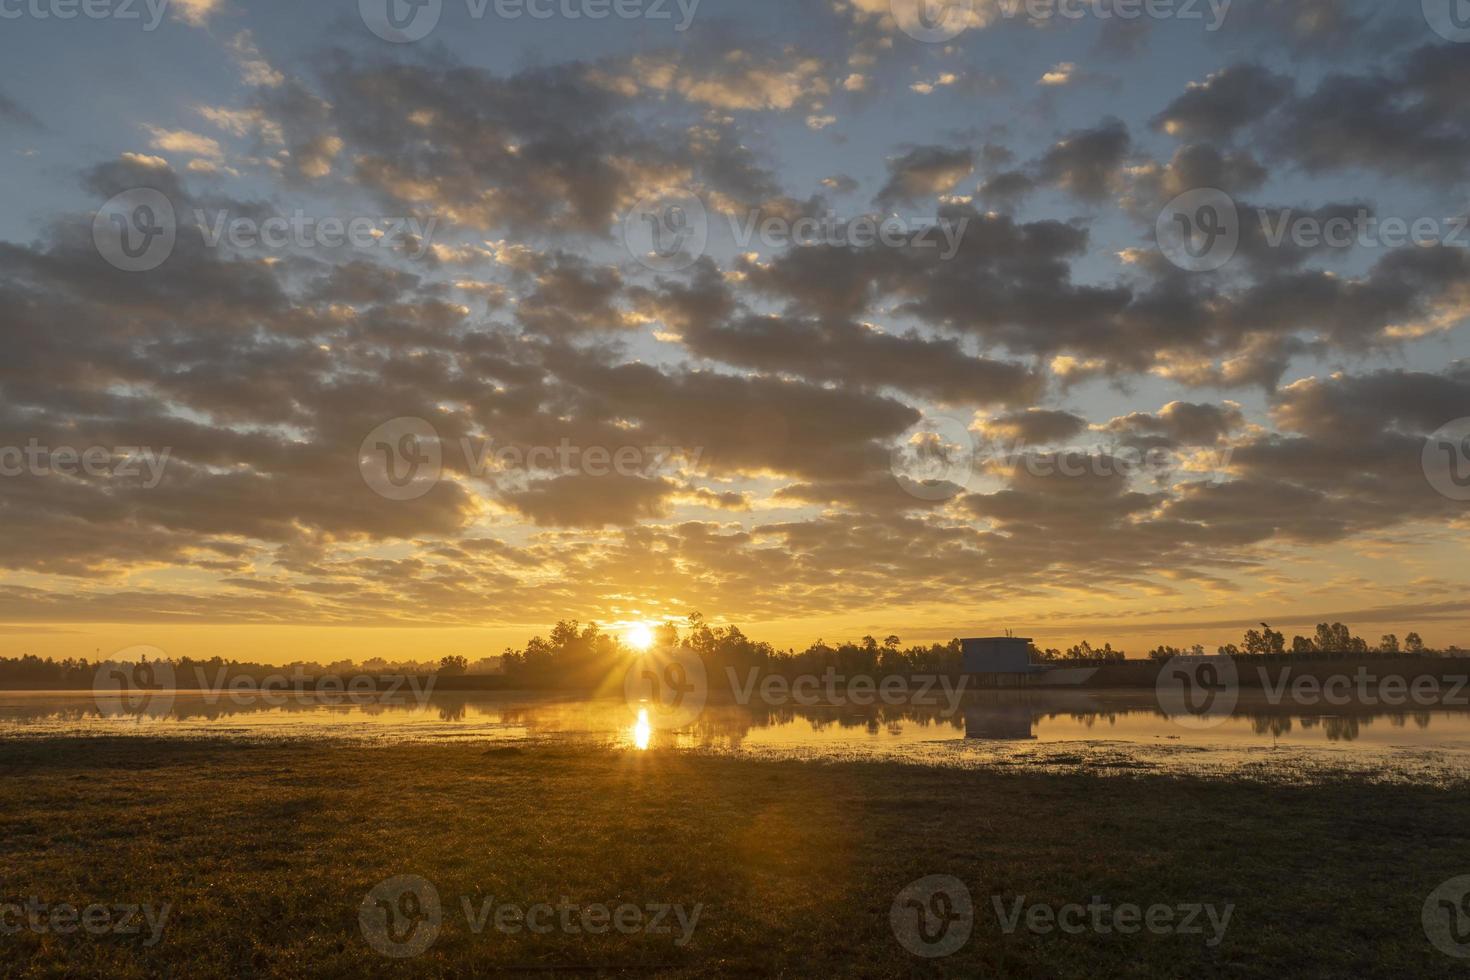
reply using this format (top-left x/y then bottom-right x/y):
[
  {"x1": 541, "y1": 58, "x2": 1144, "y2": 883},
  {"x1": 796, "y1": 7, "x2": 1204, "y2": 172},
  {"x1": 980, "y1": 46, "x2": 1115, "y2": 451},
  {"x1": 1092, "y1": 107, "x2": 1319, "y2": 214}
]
[
  {"x1": 1145, "y1": 622, "x2": 1454, "y2": 661},
  {"x1": 0, "y1": 615, "x2": 1459, "y2": 689}
]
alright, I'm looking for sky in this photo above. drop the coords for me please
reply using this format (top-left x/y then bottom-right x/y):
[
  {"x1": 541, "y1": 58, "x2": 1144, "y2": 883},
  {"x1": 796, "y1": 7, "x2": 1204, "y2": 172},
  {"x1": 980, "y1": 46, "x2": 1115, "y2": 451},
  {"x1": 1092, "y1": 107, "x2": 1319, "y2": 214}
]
[{"x1": 1, "y1": 0, "x2": 1469, "y2": 663}]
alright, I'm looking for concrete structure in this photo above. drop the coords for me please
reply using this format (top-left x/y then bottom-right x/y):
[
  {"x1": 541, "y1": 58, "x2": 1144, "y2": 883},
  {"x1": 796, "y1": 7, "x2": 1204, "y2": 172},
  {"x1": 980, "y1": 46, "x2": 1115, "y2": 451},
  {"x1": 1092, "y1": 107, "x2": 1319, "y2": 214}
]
[{"x1": 961, "y1": 636, "x2": 1037, "y2": 675}]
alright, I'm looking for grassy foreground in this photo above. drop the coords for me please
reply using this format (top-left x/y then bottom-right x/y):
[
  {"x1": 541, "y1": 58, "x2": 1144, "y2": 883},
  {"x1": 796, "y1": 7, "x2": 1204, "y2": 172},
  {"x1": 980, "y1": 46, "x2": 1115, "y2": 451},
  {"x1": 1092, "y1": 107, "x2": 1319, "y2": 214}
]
[{"x1": 1, "y1": 738, "x2": 1468, "y2": 978}]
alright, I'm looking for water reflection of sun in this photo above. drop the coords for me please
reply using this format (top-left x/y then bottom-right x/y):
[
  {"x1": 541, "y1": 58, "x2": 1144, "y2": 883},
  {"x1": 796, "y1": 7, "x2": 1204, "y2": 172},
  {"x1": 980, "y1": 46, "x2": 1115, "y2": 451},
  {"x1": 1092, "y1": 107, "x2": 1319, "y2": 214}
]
[{"x1": 632, "y1": 707, "x2": 651, "y2": 750}]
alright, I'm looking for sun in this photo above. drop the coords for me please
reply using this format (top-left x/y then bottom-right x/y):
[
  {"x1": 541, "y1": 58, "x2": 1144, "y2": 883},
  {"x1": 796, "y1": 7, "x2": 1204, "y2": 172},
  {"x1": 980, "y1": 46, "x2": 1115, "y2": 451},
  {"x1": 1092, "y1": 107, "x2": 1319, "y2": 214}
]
[{"x1": 625, "y1": 622, "x2": 655, "y2": 651}]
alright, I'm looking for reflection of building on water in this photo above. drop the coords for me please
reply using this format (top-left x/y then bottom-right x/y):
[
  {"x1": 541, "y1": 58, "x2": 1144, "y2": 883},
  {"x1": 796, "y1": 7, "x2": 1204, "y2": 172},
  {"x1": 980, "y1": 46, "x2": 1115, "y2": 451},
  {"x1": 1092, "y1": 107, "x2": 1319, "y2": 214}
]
[
  {"x1": 962, "y1": 636, "x2": 1037, "y2": 679},
  {"x1": 964, "y1": 703, "x2": 1036, "y2": 740}
]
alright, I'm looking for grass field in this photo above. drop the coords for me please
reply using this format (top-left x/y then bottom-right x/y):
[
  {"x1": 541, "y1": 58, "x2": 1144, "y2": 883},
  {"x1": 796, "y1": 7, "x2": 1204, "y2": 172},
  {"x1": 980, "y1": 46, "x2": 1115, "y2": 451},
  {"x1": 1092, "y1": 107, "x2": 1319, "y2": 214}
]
[{"x1": 2, "y1": 737, "x2": 1468, "y2": 977}]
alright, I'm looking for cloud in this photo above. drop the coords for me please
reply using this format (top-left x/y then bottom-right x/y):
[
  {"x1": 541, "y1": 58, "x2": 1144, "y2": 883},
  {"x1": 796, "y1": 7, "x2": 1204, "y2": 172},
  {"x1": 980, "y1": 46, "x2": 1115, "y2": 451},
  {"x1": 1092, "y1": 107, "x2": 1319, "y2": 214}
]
[
  {"x1": 1150, "y1": 64, "x2": 1293, "y2": 141},
  {"x1": 145, "y1": 126, "x2": 225, "y2": 160},
  {"x1": 874, "y1": 146, "x2": 974, "y2": 208},
  {"x1": 0, "y1": 88, "x2": 40, "y2": 130},
  {"x1": 980, "y1": 409, "x2": 1088, "y2": 444},
  {"x1": 1038, "y1": 63, "x2": 1077, "y2": 87},
  {"x1": 1036, "y1": 119, "x2": 1131, "y2": 202},
  {"x1": 504, "y1": 474, "x2": 678, "y2": 527},
  {"x1": 1269, "y1": 44, "x2": 1470, "y2": 185}
]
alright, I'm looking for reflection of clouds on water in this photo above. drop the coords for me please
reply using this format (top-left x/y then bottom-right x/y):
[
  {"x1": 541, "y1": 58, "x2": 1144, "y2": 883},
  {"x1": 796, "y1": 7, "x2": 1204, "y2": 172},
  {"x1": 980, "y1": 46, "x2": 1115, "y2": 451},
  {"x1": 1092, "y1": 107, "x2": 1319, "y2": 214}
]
[{"x1": 0, "y1": 691, "x2": 1461, "y2": 754}]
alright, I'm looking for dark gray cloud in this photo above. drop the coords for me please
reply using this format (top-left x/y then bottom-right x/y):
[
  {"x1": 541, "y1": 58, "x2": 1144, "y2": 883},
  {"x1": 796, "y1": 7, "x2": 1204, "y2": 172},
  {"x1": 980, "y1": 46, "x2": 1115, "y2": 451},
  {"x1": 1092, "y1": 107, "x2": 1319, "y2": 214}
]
[
  {"x1": 0, "y1": 88, "x2": 40, "y2": 130},
  {"x1": 873, "y1": 145, "x2": 974, "y2": 209},
  {"x1": 1150, "y1": 64, "x2": 1293, "y2": 142},
  {"x1": 1036, "y1": 119, "x2": 1131, "y2": 202},
  {"x1": 1269, "y1": 44, "x2": 1470, "y2": 185}
]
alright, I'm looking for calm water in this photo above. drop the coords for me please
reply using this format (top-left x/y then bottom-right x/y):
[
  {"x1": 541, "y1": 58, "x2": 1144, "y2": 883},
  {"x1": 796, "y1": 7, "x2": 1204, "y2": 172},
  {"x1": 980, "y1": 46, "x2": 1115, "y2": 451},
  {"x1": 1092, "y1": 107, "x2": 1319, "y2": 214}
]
[{"x1": 5, "y1": 689, "x2": 1470, "y2": 777}]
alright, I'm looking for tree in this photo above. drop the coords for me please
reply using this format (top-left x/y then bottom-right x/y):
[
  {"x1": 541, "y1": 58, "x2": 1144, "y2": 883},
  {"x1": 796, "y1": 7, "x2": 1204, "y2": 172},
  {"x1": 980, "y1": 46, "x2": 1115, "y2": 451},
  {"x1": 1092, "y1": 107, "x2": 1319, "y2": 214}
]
[
  {"x1": 1291, "y1": 635, "x2": 1314, "y2": 654},
  {"x1": 438, "y1": 655, "x2": 468, "y2": 675},
  {"x1": 1405, "y1": 632, "x2": 1426, "y2": 654},
  {"x1": 1378, "y1": 634, "x2": 1400, "y2": 655},
  {"x1": 1313, "y1": 622, "x2": 1354, "y2": 652}
]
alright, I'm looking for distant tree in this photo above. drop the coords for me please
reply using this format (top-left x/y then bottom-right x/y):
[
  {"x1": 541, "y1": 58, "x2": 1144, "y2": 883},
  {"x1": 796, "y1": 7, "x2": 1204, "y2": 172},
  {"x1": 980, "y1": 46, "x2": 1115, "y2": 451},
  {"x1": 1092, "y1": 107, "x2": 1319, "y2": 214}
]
[
  {"x1": 1313, "y1": 622, "x2": 1355, "y2": 652},
  {"x1": 1260, "y1": 624, "x2": 1285, "y2": 654},
  {"x1": 1061, "y1": 641, "x2": 1125, "y2": 664},
  {"x1": 438, "y1": 655, "x2": 468, "y2": 675},
  {"x1": 1378, "y1": 634, "x2": 1400, "y2": 655},
  {"x1": 1217, "y1": 644, "x2": 1241, "y2": 656},
  {"x1": 1291, "y1": 635, "x2": 1314, "y2": 654},
  {"x1": 883, "y1": 635, "x2": 901, "y2": 651},
  {"x1": 1242, "y1": 629, "x2": 1267, "y2": 654},
  {"x1": 1405, "y1": 632, "x2": 1426, "y2": 654}
]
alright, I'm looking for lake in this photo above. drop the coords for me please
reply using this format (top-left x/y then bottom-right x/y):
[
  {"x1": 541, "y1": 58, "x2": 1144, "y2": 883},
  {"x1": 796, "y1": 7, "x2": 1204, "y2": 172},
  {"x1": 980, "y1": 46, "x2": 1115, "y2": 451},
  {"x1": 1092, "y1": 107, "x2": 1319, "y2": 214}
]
[{"x1": 5, "y1": 688, "x2": 1470, "y2": 780}]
